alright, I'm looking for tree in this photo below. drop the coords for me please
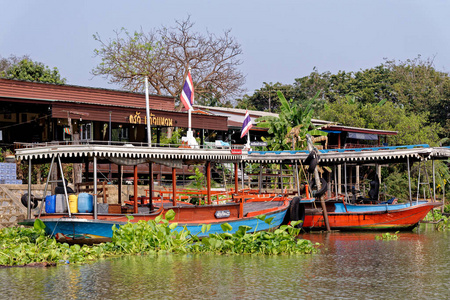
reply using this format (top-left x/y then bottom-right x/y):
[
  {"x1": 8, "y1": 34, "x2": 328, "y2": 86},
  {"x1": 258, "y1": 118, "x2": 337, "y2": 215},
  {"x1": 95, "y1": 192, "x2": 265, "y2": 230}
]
[
  {"x1": 235, "y1": 82, "x2": 296, "y2": 112},
  {"x1": 92, "y1": 17, "x2": 245, "y2": 106},
  {"x1": 319, "y1": 96, "x2": 442, "y2": 146},
  {"x1": 0, "y1": 57, "x2": 66, "y2": 84},
  {"x1": 0, "y1": 54, "x2": 30, "y2": 73},
  {"x1": 256, "y1": 91, "x2": 326, "y2": 151}
]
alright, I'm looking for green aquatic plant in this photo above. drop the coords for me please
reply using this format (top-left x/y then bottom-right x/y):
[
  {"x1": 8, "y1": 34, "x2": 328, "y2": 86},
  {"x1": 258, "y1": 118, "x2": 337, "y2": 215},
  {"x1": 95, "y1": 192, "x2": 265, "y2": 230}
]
[
  {"x1": 0, "y1": 221, "x2": 106, "y2": 266},
  {"x1": 110, "y1": 210, "x2": 191, "y2": 254},
  {"x1": 190, "y1": 217, "x2": 318, "y2": 255},
  {"x1": 375, "y1": 231, "x2": 400, "y2": 240},
  {"x1": 0, "y1": 211, "x2": 319, "y2": 267}
]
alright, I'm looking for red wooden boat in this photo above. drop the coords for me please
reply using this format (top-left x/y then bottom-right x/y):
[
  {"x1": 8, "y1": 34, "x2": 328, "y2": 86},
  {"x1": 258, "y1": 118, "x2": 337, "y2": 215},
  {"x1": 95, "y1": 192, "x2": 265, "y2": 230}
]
[{"x1": 302, "y1": 200, "x2": 441, "y2": 231}]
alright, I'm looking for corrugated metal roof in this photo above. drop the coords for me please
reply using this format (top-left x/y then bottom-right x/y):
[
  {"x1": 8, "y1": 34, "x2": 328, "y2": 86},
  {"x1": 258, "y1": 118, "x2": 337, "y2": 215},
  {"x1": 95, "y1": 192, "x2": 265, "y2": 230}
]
[{"x1": 0, "y1": 78, "x2": 175, "y2": 111}]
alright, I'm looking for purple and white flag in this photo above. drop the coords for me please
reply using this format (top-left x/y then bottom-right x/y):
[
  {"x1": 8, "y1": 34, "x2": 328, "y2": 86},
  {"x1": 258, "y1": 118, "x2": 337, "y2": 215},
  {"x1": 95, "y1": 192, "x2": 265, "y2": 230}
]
[{"x1": 180, "y1": 70, "x2": 194, "y2": 110}]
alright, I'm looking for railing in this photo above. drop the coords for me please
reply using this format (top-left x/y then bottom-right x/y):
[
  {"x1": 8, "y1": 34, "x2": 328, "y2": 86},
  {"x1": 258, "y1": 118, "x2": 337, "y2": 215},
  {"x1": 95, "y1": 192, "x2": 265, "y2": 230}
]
[{"x1": 14, "y1": 140, "x2": 247, "y2": 150}]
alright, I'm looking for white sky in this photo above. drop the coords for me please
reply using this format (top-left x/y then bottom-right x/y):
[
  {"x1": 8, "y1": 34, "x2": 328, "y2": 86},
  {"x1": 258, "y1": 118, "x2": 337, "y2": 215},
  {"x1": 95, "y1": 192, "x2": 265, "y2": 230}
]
[{"x1": 1, "y1": 0, "x2": 449, "y2": 97}]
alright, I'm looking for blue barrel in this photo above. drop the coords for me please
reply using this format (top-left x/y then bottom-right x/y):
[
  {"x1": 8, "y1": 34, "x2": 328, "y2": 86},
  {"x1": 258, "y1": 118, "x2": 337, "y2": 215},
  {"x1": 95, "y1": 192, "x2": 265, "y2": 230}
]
[
  {"x1": 77, "y1": 193, "x2": 93, "y2": 213},
  {"x1": 45, "y1": 195, "x2": 56, "y2": 213}
]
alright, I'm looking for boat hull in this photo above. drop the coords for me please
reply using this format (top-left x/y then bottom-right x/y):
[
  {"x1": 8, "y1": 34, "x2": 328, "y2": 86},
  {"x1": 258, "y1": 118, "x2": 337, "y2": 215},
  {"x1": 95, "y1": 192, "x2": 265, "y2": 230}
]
[
  {"x1": 23, "y1": 201, "x2": 290, "y2": 239},
  {"x1": 303, "y1": 202, "x2": 440, "y2": 231}
]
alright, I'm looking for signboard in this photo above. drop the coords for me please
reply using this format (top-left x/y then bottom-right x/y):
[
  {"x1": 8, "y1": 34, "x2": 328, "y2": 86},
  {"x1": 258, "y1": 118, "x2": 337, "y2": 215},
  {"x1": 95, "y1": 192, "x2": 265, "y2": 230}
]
[
  {"x1": 250, "y1": 141, "x2": 267, "y2": 147},
  {"x1": 230, "y1": 149, "x2": 242, "y2": 155},
  {"x1": 129, "y1": 112, "x2": 173, "y2": 126}
]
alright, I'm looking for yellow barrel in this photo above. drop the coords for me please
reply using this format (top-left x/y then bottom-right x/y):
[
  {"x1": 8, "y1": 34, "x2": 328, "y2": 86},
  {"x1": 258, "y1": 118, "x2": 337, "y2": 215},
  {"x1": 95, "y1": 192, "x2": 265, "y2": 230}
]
[{"x1": 69, "y1": 194, "x2": 78, "y2": 213}]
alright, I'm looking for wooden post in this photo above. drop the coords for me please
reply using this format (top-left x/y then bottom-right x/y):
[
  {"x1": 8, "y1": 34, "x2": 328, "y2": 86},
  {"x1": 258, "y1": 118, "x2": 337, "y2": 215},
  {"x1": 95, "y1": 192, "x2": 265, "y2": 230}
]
[
  {"x1": 73, "y1": 133, "x2": 82, "y2": 187},
  {"x1": 149, "y1": 163, "x2": 153, "y2": 210},
  {"x1": 27, "y1": 158, "x2": 32, "y2": 219},
  {"x1": 172, "y1": 168, "x2": 176, "y2": 206},
  {"x1": 133, "y1": 165, "x2": 138, "y2": 214},
  {"x1": 259, "y1": 163, "x2": 263, "y2": 194},
  {"x1": 234, "y1": 163, "x2": 239, "y2": 194},
  {"x1": 118, "y1": 165, "x2": 123, "y2": 205},
  {"x1": 206, "y1": 161, "x2": 211, "y2": 205},
  {"x1": 93, "y1": 156, "x2": 98, "y2": 219}
]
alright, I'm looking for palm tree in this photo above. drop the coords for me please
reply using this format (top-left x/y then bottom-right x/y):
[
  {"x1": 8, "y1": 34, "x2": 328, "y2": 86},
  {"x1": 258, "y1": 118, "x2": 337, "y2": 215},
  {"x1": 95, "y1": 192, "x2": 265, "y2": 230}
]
[{"x1": 256, "y1": 91, "x2": 327, "y2": 150}]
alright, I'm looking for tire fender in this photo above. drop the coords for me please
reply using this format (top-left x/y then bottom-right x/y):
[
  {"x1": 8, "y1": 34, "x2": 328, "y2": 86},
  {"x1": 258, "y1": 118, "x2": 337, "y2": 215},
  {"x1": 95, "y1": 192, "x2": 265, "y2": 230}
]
[
  {"x1": 288, "y1": 197, "x2": 305, "y2": 228},
  {"x1": 21, "y1": 193, "x2": 38, "y2": 209},
  {"x1": 309, "y1": 177, "x2": 328, "y2": 197}
]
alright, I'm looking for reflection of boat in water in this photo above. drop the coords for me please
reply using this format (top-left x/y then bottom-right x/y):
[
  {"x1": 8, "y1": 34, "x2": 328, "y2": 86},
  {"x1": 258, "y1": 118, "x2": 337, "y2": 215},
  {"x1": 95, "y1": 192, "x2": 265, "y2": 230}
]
[{"x1": 17, "y1": 144, "x2": 292, "y2": 241}]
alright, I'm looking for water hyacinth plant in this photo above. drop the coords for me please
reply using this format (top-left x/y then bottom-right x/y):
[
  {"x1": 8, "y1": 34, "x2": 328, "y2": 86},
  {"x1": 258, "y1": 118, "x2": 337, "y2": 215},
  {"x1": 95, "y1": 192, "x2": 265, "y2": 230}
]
[
  {"x1": 375, "y1": 231, "x2": 400, "y2": 240},
  {"x1": 0, "y1": 210, "x2": 320, "y2": 267}
]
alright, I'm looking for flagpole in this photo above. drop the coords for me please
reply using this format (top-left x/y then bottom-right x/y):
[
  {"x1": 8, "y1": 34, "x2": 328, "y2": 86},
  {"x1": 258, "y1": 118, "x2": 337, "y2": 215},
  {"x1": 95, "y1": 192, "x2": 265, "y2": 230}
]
[
  {"x1": 145, "y1": 77, "x2": 151, "y2": 147},
  {"x1": 187, "y1": 67, "x2": 193, "y2": 137}
]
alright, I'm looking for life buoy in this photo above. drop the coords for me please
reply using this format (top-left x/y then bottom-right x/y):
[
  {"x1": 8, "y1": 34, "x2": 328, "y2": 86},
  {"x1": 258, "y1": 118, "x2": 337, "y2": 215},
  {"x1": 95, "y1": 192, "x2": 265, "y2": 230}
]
[
  {"x1": 21, "y1": 193, "x2": 38, "y2": 209},
  {"x1": 309, "y1": 178, "x2": 327, "y2": 197}
]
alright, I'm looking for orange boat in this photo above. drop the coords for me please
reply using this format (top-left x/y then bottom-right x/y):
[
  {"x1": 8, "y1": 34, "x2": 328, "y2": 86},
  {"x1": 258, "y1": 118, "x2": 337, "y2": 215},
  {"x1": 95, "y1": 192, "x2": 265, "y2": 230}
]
[{"x1": 302, "y1": 200, "x2": 441, "y2": 231}]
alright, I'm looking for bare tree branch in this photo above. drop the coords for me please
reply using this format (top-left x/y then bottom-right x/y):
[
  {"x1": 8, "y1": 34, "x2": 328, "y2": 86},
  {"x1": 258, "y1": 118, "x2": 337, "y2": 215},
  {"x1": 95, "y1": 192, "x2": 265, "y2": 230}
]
[{"x1": 92, "y1": 17, "x2": 245, "y2": 106}]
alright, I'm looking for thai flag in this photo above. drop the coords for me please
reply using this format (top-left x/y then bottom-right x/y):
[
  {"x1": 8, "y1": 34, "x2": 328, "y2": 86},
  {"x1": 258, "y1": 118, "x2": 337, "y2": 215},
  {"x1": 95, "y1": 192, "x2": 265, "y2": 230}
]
[
  {"x1": 180, "y1": 70, "x2": 194, "y2": 110},
  {"x1": 240, "y1": 110, "x2": 253, "y2": 138}
]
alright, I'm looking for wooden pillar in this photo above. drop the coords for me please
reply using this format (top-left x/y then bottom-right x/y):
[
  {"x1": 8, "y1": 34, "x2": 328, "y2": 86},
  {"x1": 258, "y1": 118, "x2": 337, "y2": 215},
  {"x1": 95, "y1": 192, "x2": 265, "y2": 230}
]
[
  {"x1": 118, "y1": 165, "x2": 123, "y2": 205},
  {"x1": 133, "y1": 165, "x2": 138, "y2": 214},
  {"x1": 337, "y1": 165, "x2": 342, "y2": 194},
  {"x1": 84, "y1": 160, "x2": 89, "y2": 184},
  {"x1": 149, "y1": 163, "x2": 153, "y2": 210},
  {"x1": 338, "y1": 133, "x2": 341, "y2": 149},
  {"x1": 234, "y1": 163, "x2": 239, "y2": 193},
  {"x1": 356, "y1": 165, "x2": 360, "y2": 190},
  {"x1": 93, "y1": 156, "x2": 98, "y2": 219},
  {"x1": 27, "y1": 158, "x2": 32, "y2": 219},
  {"x1": 258, "y1": 163, "x2": 263, "y2": 194},
  {"x1": 206, "y1": 161, "x2": 211, "y2": 204},
  {"x1": 172, "y1": 168, "x2": 176, "y2": 206}
]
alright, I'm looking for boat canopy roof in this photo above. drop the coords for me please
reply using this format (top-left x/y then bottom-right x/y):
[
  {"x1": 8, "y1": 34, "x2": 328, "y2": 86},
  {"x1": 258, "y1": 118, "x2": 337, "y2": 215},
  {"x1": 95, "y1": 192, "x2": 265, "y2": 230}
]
[
  {"x1": 247, "y1": 145, "x2": 450, "y2": 165},
  {"x1": 15, "y1": 143, "x2": 245, "y2": 165},
  {"x1": 15, "y1": 143, "x2": 450, "y2": 166}
]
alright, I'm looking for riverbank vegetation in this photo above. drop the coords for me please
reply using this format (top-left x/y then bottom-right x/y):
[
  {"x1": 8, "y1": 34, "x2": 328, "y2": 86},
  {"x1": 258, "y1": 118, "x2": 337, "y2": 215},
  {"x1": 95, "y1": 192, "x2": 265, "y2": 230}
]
[
  {"x1": 424, "y1": 208, "x2": 449, "y2": 231},
  {"x1": 0, "y1": 211, "x2": 319, "y2": 267}
]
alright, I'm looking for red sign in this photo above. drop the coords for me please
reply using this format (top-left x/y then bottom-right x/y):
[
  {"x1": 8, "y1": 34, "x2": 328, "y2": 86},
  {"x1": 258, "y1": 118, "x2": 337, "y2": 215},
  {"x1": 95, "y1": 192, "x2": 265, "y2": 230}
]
[{"x1": 230, "y1": 149, "x2": 242, "y2": 155}]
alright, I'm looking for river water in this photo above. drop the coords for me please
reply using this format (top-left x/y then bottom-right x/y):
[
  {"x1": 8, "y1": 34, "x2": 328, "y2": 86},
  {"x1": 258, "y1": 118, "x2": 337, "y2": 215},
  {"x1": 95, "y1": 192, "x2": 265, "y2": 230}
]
[{"x1": 1, "y1": 225, "x2": 449, "y2": 299}]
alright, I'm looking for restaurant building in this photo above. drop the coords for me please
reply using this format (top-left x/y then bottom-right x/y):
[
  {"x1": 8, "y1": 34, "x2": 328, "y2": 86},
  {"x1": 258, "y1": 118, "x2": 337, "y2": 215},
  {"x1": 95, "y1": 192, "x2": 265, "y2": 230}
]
[{"x1": 0, "y1": 78, "x2": 228, "y2": 148}]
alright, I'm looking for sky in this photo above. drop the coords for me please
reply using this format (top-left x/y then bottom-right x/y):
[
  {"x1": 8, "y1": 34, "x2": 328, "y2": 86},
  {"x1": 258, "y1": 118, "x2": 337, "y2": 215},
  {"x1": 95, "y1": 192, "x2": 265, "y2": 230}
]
[{"x1": 1, "y1": 0, "x2": 450, "y2": 98}]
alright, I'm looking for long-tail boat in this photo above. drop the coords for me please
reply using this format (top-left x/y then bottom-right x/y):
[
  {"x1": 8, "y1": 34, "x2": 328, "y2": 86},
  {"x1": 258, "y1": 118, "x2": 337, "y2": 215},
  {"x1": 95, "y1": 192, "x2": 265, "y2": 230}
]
[
  {"x1": 16, "y1": 143, "x2": 293, "y2": 241},
  {"x1": 246, "y1": 144, "x2": 449, "y2": 231}
]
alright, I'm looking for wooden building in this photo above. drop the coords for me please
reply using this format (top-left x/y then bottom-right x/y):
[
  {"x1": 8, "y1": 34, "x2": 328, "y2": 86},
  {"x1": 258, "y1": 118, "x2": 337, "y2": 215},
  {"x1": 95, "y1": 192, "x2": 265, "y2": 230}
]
[{"x1": 0, "y1": 78, "x2": 228, "y2": 147}]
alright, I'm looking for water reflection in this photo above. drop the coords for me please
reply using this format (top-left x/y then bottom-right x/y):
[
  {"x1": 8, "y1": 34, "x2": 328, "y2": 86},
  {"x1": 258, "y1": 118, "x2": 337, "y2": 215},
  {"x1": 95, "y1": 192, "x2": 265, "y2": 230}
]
[{"x1": 1, "y1": 226, "x2": 448, "y2": 299}]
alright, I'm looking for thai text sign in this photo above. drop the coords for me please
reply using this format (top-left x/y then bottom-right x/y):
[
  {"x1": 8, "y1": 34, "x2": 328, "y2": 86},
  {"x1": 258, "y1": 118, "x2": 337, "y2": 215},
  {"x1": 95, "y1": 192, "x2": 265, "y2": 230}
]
[{"x1": 129, "y1": 112, "x2": 173, "y2": 126}]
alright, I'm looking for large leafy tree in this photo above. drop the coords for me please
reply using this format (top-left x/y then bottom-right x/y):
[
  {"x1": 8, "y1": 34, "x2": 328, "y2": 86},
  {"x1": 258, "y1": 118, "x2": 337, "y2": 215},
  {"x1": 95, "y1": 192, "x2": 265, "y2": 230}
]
[
  {"x1": 92, "y1": 17, "x2": 245, "y2": 106},
  {"x1": 320, "y1": 97, "x2": 442, "y2": 146},
  {"x1": 236, "y1": 82, "x2": 298, "y2": 112},
  {"x1": 0, "y1": 57, "x2": 66, "y2": 84},
  {"x1": 244, "y1": 57, "x2": 449, "y2": 137},
  {"x1": 256, "y1": 91, "x2": 326, "y2": 151}
]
